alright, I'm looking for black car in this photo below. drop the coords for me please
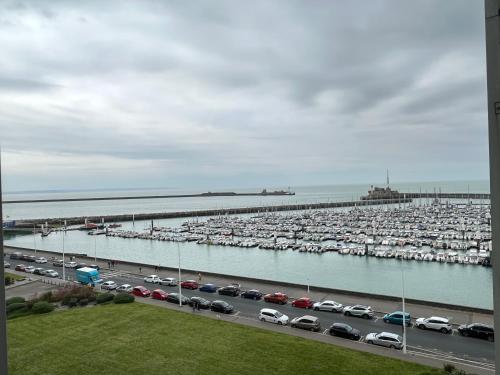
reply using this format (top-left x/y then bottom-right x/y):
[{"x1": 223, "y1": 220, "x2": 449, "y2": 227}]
[
  {"x1": 166, "y1": 293, "x2": 190, "y2": 305},
  {"x1": 218, "y1": 285, "x2": 240, "y2": 297},
  {"x1": 24, "y1": 255, "x2": 36, "y2": 263},
  {"x1": 9, "y1": 252, "x2": 22, "y2": 260},
  {"x1": 458, "y1": 323, "x2": 494, "y2": 342},
  {"x1": 241, "y1": 289, "x2": 263, "y2": 300},
  {"x1": 76, "y1": 263, "x2": 87, "y2": 269},
  {"x1": 33, "y1": 268, "x2": 46, "y2": 276},
  {"x1": 89, "y1": 264, "x2": 100, "y2": 270},
  {"x1": 210, "y1": 300, "x2": 234, "y2": 314},
  {"x1": 189, "y1": 296, "x2": 211, "y2": 309},
  {"x1": 329, "y1": 323, "x2": 361, "y2": 341}
]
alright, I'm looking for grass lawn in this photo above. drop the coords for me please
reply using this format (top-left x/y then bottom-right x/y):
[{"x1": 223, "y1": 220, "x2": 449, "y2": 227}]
[
  {"x1": 8, "y1": 303, "x2": 444, "y2": 375},
  {"x1": 5, "y1": 272, "x2": 25, "y2": 281}
]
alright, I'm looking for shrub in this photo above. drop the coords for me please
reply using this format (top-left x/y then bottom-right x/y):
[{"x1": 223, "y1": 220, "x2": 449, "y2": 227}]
[
  {"x1": 79, "y1": 298, "x2": 88, "y2": 306},
  {"x1": 96, "y1": 293, "x2": 114, "y2": 304},
  {"x1": 5, "y1": 276, "x2": 14, "y2": 286},
  {"x1": 32, "y1": 301, "x2": 54, "y2": 314},
  {"x1": 68, "y1": 298, "x2": 78, "y2": 308},
  {"x1": 6, "y1": 296, "x2": 25, "y2": 306},
  {"x1": 113, "y1": 293, "x2": 134, "y2": 304},
  {"x1": 6, "y1": 303, "x2": 27, "y2": 314},
  {"x1": 443, "y1": 364, "x2": 456, "y2": 373},
  {"x1": 38, "y1": 291, "x2": 54, "y2": 302}
]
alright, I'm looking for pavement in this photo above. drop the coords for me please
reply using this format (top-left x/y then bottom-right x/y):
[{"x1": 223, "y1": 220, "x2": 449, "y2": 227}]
[{"x1": 3, "y1": 246, "x2": 496, "y2": 374}]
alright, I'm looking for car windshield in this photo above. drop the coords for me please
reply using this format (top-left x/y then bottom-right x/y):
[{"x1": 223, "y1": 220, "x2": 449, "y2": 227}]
[{"x1": 275, "y1": 312, "x2": 283, "y2": 318}]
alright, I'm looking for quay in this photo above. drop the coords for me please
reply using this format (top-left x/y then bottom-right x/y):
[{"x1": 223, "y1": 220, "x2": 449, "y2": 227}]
[
  {"x1": 14, "y1": 198, "x2": 412, "y2": 227},
  {"x1": 4, "y1": 189, "x2": 294, "y2": 204}
]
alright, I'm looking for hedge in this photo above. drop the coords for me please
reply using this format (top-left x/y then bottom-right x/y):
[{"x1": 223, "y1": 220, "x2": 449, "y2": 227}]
[
  {"x1": 6, "y1": 303, "x2": 27, "y2": 314},
  {"x1": 96, "y1": 293, "x2": 114, "y2": 304},
  {"x1": 6, "y1": 297, "x2": 25, "y2": 306},
  {"x1": 32, "y1": 301, "x2": 55, "y2": 314},
  {"x1": 113, "y1": 293, "x2": 135, "y2": 304}
]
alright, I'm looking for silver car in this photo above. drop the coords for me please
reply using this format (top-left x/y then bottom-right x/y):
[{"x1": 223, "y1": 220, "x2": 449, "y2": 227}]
[
  {"x1": 365, "y1": 332, "x2": 403, "y2": 349},
  {"x1": 313, "y1": 300, "x2": 343, "y2": 312},
  {"x1": 116, "y1": 284, "x2": 133, "y2": 293},
  {"x1": 415, "y1": 316, "x2": 452, "y2": 333},
  {"x1": 290, "y1": 315, "x2": 321, "y2": 332},
  {"x1": 343, "y1": 305, "x2": 374, "y2": 319},
  {"x1": 159, "y1": 277, "x2": 177, "y2": 286}
]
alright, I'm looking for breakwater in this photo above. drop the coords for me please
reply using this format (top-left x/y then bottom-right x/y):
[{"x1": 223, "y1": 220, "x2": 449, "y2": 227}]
[
  {"x1": 15, "y1": 198, "x2": 411, "y2": 227},
  {"x1": 362, "y1": 192, "x2": 490, "y2": 200}
]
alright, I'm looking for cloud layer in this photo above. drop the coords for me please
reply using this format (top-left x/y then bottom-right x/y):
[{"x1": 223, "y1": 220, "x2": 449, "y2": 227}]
[{"x1": 0, "y1": 1, "x2": 489, "y2": 190}]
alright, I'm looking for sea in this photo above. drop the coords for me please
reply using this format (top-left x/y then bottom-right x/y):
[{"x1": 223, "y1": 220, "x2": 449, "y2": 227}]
[{"x1": 3, "y1": 180, "x2": 493, "y2": 309}]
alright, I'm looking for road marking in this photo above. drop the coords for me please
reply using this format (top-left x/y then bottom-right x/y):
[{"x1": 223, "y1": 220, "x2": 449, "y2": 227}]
[{"x1": 322, "y1": 329, "x2": 328, "y2": 335}]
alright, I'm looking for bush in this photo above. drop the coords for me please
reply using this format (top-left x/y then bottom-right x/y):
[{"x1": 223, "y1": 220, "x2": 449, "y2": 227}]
[
  {"x1": 31, "y1": 301, "x2": 54, "y2": 314},
  {"x1": 113, "y1": 293, "x2": 134, "y2": 304},
  {"x1": 96, "y1": 293, "x2": 114, "y2": 304},
  {"x1": 6, "y1": 296, "x2": 25, "y2": 306},
  {"x1": 79, "y1": 298, "x2": 88, "y2": 306},
  {"x1": 5, "y1": 276, "x2": 14, "y2": 286},
  {"x1": 68, "y1": 298, "x2": 78, "y2": 308},
  {"x1": 443, "y1": 364, "x2": 456, "y2": 373},
  {"x1": 6, "y1": 303, "x2": 27, "y2": 314}
]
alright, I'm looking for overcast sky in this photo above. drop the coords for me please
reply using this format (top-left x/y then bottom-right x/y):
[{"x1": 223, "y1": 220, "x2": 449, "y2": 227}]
[{"x1": 0, "y1": 0, "x2": 489, "y2": 191}]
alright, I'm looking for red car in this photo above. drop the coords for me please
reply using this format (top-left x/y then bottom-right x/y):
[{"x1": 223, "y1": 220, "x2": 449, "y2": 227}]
[
  {"x1": 15, "y1": 264, "x2": 26, "y2": 272},
  {"x1": 264, "y1": 292, "x2": 288, "y2": 305},
  {"x1": 132, "y1": 286, "x2": 151, "y2": 297},
  {"x1": 180, "y1": 280, "x2": 199, "y2": 290},
  {"x1": 151, "y1": 289, "x2": 168, "y2": 301},
  {"x1": 291, "y1": 297, "x2": 314, "y2": 309}
]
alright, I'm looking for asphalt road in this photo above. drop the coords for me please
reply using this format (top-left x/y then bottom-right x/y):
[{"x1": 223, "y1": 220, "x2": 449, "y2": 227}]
[{"x1": 9, "y1": 262, "x2": 495, "y2": 371}]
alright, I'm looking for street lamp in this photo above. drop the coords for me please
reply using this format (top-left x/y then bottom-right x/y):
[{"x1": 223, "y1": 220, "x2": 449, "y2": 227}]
[
  {"x1": 177, "y1": 242, "x2": 182, "y2": 307},
  {"x1": 401, "y1": 255, "x2": 407, "y2": 354}
]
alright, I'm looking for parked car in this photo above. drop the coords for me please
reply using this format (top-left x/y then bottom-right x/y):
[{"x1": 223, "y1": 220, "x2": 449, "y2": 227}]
[
  {"x1": 366, "y1": 332, "x2": 404, "y2": 349},
  {"x1": 218, "y1": 285, "x2": 240, "y2": 296},
  {"x1": 415, "y1": 316, "x2": 452, "y2": 333},
  {"x1": 189, "y1": 296, "x2": 211, "y2": 309},
  {"x1": 75, "y1": 263, "x2": 87, "y2": 269},
  {"x1": 383, "y1": 311, "x2": 411, "y2": 327},
  {"x1": 52, "y1": 259, "x2": 64, "y2": 267},
  {"x1": 458, "y1": 323, "x2": 494, "y2": 342},
  {"x1": 35, "y1": 257, "x2": 47, "y2": 264},
  {"x1": 152, "y1": 289, "x2": 169, "y2": 301},
  {"x1": 132, "y1": 286, "x2": 151, "y2": 297},
  {"x1": 291, "y1": 297, "x2": 314, "y2": 309},
  {"x1": 313, "y1": 300, "x2": 343, "y2": 312},
  {"x1": 329, "y1": 323, "x2": 361, "y2": 340},
  {"x1": 210, "y1": 300, "x2": 234, "y2": 314},
  {"x1": 101, "y1": 281, "x2": 118, "y2": 290},
  {"x1": 45, "y1": 269, "x2": 59, "y2": 278},
  {"x1": 258, "y1": 308, "x2": 289, "y2": 325},
  {"x1": 25, "y1": 255, "x2": 36, "y2": 263},
  {"x1": 15, "y1": 264, "x2": 26, "y2": 272},
  {"x1": 291, "y1": 315, "x2": 321, "y2": 332},
  {"x1": 159, "y1": 277, "x2": 177, "y2": 286},
  {"x1": 3, "y1": 261, "x2": 10, "y2": 268},
  {"x1": 144, "y1": 275, "x2": 161, "y2": 284},
  {"x1": 65, "y1": 261, "x2": 77, "y2": 268},
  {"x1": 9, "y1": 252, "x2": 22, "y2": 260},
  {"x1": 343, "y1": 305, "x2": 374, "y2": 319},
  {"x1": 24, "y1": 266, "x2": 36, "y2": 273},
  {"x1": 166, "y1": 293, "x2": 190, "y2": 305},
  {"x1": 264, "y1": 292, "x2": 288, "y2": 305},
  {"x1": 199, "y1": 283, "x2": 217, "y2": 293},
  {"x1": 89, "y1": 264, "x2": 100, "y2": 270},
  {"x1": 180, "y1": 280, "x2": 199, "y2": 290},
  {"x1": 33, "y1": 268, "x2": 46, "y2": 275},
  {"x1": 241, "y1": 289, "x2": 263, "y2": 300},
  {"x1": 116, "y1": 284, "x2": 133, "y2": 293}
]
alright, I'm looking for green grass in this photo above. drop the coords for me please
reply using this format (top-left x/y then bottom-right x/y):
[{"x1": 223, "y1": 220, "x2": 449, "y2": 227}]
[
  {"x1": 8, "y1": 303, "x2": 444, "y2": 375},
  {"x1": 5, "y1": 272, "x2": 25, "y2": 281}
]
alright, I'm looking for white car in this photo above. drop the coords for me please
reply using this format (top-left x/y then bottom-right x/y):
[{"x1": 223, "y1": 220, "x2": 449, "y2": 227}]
[
  {"x1": 258, "y1": 308, "x2": 289, "y2": 325},
  {"x1": 65, "y1": 261, "x2": 77, "y2": 268},
  {"x1": 313, "y1": 300, "x2": 343, "y2": 312},
  {"x1": 101, "y1": 281, "x2": 118, "y2": 290},
  {"x1": 159, "y1": 277, "x2": 177, "y2": 286},
  {"x1": 35, "y1": 257, "x2": 47, "y2": 264},
  {"x1": 24, "y1": 266, "x2": 36, "y2": 273},
  {"x1": 144, "y1": 275, "x2": 161, "y2": 283},
  {"x1": 415, "y1": 316, "x2": 452, "y2": 333},
  {"x1": 365, "y1": 332, "x2": 403, "y2": 349},
  {"x1": 116, "y1": 284, "x2": 133, "y2": 293},
  {"x1": 45, "y1": 270, "x2": 59, "y2": 278},
  {"x1": 343, "y1": 305, "x2": 374, "y2": 319}
]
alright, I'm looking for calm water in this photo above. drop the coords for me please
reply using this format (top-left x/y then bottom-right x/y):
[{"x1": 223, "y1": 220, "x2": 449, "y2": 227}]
[{"x1": 3, "y1": 180, "x2": 493, "y2": 309}]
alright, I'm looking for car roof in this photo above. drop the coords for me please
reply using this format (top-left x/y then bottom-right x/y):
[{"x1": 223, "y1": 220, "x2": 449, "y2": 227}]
[
  {"x1": 428, "y1": 316, "x2": 449, "y2": 322},
  {"x1": 379, "y1": 332, "x2": 401, "y2": 339},
  {"x1": 298, "y1": 315, "x2": 318, "y2": 321},
  {"x1": 260, "y1": 308, "x2": 279, "y2": 314},
  {"x1": 120, "y1": 284, "x2": 131, "y2": 287},
  {"x1": 153, "y1": 289, "x2": 166, "y2": 293},
  {"x1": 332, "y1": 322, "x2": 351, "y2": 329},
  {"x1": 389, "y1": 311, "x2": 410, "y2": 315}
]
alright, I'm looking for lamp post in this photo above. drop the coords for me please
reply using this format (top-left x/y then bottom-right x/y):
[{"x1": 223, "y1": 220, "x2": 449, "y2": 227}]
[
  {"x1": 0, "y1": 153, "x2": 9, "y2": 374},
  {"x1": 62, "y1": 220, "x2": 66, "y2": 281},
  {"x1": 401, "y1": 255, "x2": 407, "y2": 354},
  {"x1": 177, "y1": 242, "x2": 182, "y2": 307}
]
